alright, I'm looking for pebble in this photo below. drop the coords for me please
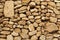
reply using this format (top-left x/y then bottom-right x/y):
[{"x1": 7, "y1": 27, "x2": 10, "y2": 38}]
[
  {"x1": 4, "y1": 1, "x2": 14, "y2": 17},
  {"x1": 48, "y1": 2, "x2": 56, "y2": 7},
  {"x1": 7, "y1": 35, "x2": 13, "y2": 40},
  {"x1": 41, "y1": 2, "x2": 47, "y2": 5},
  {"x1": 28, "y1": 16, "x2": 34, "y2": 19},
  {"x1": 20, "y1": 33, "x2": 29, "y2": 38},
  {"x1": 41, "y1": 5, "x2": 46, "y2": 9},
  {"x1": 22, "y1": 29, "x2": 28, "y2": 34},
  {"x1": 2, "y1": 27, "x2": 10, "y2": 31},
  {"x1": 22, "y1": 0, "x2": 30, "y2": 5},
  {"x1": 53, "y1": 34, "x2": 60, "y2": 37},
  {"x1": 29, "y1": 24, "x2": 35, "y2": 31},
  {"x1": 53, "y1": 8, "x2": 60, "y2": 14},
  {"x1": 50, "y1": 17, "x2": 57, "y2": 23},
  {"x1": 35, "y1": 16, "x2": 41, "y2": 19},
  {"x1": 33, "y1": 22, "x2": 38, "y2": 27},
  {"x1": 31, "y1": 35, "x2": 38, "y2": 40},
  {"x1": 14, "y1": 28, "x2": 21, "y2": 33},
  {"x1": 30, "y1": 8, "x2": 38, "y2": 12},
  {"x1": 0, "y1": 9, "x2": 3, "y2": 13},
  {"x1": 36, "y1": 31, "x2": 41, "y2": 37},
  {"x1": 1, "y1": 31, "x2": 10, "y2": 35},
  {"x1": 29, "y1": 30, "x2": 37, "y2": 36},
  {"x1": 40, "y1": 35, "x2": 46, "y2": 40},
  {"x1": 19, "y1": 6, "x2": 27, "y2": 11},
  {"x1": 56, "y1": 15, "x2": 60, "y2": 18},
  {"x1": 46, "y1": 22, "x2": 58, "y2": 32},
  {"x1": 29, "y1": 2, "x2": 36, "y2": 6},
  {"x1": 11, "y1": 31, "x2": 18, "y2": 36},
  {"x1": 0, "y1": 4, "x2": 3, "y2": 8},
  {"x1": 0, "y1": 38, "x2": 6, "y2": 40},
  {"x1": 53, "y1": 38, "x2": 58, "y2": 40},
  {"x1": 20, "y1": 14, "x2": 26, "y2": 18},
  {"x1": 14, "y1": 36, "x2": 21, "y2": 40},
  {"x1": 0, "y1": 35, "x2": 6, "y2": 38}
]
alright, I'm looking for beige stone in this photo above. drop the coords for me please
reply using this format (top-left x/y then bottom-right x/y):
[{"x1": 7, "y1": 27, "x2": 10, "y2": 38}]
[
  {"x1": 41, "y1": 2, "x2": 47, "y2": 5},
  {"x1": 53, "y1": 34, "x2": 60, "y2": 37},
  {"x1": 53, "y1": 8, "x2": 60, "y2": 14},
  {"x1": 50, "y1": 17, "x2": 57, "y2": 23},
  {"x1": 17, "y1": 25, "x2": 23, "y2": 28},
  {"x1": 11, "y1": 31, "x2": 18, "y2": 36},
  {"x1": 30, "y1": 8, "x2": 38, "y2": 12},
  {"x1": 20, "y1": 14, "x2": 26, "y2": 18},
  {"x1": 29, "y1": 24, "x2": 35, "y2": 31},
  {"x1": 22, "y1": 29, "x2": 28, "y2": 34},
  {"x1": 29, "y1": 30, "x2": 37, "y2": 36},
  {"x1": 19, "y1": 6, "x2": 27, "y2": 11},
  {"x1": 45, "y1": 23, "x2": 58, "y2": 32},
  {"x1": 20, "y1": 33, "x2": 29, "y2": 38},
  {"x1": 41, "y1": 5, "x2": 45, "y2": 9},
  {"x1": 28, "y1": 16, "x2": 34, "y2": 19},
  {"x1": 0, "y1": 38, "x2": 6, "y2": 40},
  {"x1": 53, "y1": 38, "x2": 58, "y2": 40},
  {"x1": 35, "y1": 0, "x2": 40, "y2": 5},
  {"x1": 33, "y1": 22, "x2": 38, "y2": 27},
  {"x1": 14, "y1": 28, "x2": 21, "y2": 33},
  {"x1": 54, "y1": 0, "x2": 60, "y2": 2},
  {"x1": 7, "y1": 35, "x2": 13, "y2": 40},
  {"x1": 40, "y1": 35, "x2": 46, "y2": 40},
  {"x1": 2, "y1": 27, "x2": 10, "y2": 30},
  {"x1": 31, "y1": 35, "x2": 38, "y2": 40},
  {"x1": 29, "y1": 2, "x2": 36, "y2": 6},
  {"x1": 32, "y1": 12, "x2": 39, "y2": 16},
  {"x1": 22, "y1": 17, "x2": 28, "y2": 20},
  {"x1": 4, "y1": 1, "x2": 14, "y2": 17},
  {"x1": 0, "y1": 4, "x2": 3, "y2": 8},
  {"x1": 0, "y1": 35, "x2": 6, "y2": 38},
  {"x1": 56, "y1": 15, "x2": 60, "y2": 18},
  {"x1": 14, "y1": 36, "x2": 21, "y2": 40},
  {"x1": 36, "y1": 31, "x2": 41, "y2": 37},
  {"x1": 35, "y1": 16, "x2": 41, "y2": 19},
  {"x1": 1, "y1": 31, "x2": 10, "y2": 35},
  {"x1": 48, "y1": 2, "x2": 56, "y2": 7},
  {"x1": 22, "y1": 0, "x2": 30, "y2": 4},
  {"x1": 0, "y1": 9, "x2": 3, "y2": 13}
]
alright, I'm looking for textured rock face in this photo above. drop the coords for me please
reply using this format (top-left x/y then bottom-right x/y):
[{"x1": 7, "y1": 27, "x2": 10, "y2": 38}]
[{"x1": 0, "y1": 0, "x2": 60, "y2": 40}]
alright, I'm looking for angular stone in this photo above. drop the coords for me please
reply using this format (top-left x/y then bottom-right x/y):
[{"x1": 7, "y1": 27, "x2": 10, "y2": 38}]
[{"x1": 4, "y1": 1, "x2": 14, "y2": 17}]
